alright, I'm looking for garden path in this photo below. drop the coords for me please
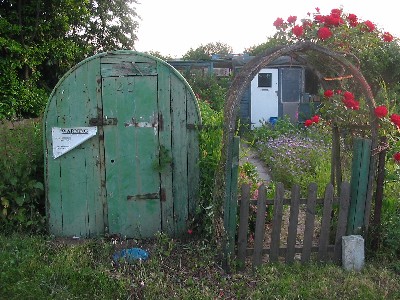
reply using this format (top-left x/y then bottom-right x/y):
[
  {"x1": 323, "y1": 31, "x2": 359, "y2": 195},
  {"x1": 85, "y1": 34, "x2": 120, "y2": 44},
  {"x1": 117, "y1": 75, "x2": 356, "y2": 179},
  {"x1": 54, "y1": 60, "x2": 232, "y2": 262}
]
[{"x1": 239, "y1": 141, "x2": 271, "y2": 183}]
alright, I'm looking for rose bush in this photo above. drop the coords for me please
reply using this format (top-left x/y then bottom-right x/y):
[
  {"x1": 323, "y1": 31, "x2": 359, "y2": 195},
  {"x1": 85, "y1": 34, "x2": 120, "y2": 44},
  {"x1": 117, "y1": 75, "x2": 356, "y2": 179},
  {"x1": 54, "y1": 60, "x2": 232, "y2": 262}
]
[{"x1": 271, "y1": 7, "x2": 400, "y2": 163}]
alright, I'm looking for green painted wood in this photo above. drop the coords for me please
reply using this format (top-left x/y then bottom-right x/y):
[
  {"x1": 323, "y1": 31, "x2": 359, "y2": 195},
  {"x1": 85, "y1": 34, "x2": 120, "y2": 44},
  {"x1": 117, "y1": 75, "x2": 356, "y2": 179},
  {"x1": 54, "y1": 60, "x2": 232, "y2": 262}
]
[
  {"x1": 347, "y1": 138, "x2": 371, "y2": 235},
  {"x1": 286, "y1": 184, "x2": 300, "y2": 263},
  {"x1": 186, "y1": 89, "x2": 201, "y2": 217},
  {"x1": 237, "y1": 184, "x2": 251, "y2": 271},
  {"x1": 59, "y1": 63, "x2": 88, "y2": 236},
  {"x1": 301, "y1": 183, "x2": 317, "y2": 264},
  {"x1": 318, "y1": 184, "x2": 334, "y2": 262},
  {"x1": 103, "y1": 75, "x2": 161, "y2": 238},
  {"x1": 226, "y1": 136, "x2": 240, "y2": 257},
  {"x1": 170, "y1": 74, "x2": 189, "y2": 235},
  {"x1": 45, "y1": 86, "x2": 63, "y2": 236},
  {"x1": 101, "y1": 53, "x2": 157, "y2": 77},
  {"x1": 45, "y1": 58, "x2": 103, "y2": 237},
  {"x1": 157, "y1": 63, "x2": 175, "y2": 236},
  {"x1": 270, "y1": 183, "x2": 284, "y2": 262},
  {"x1": 222, "y1": 136, "x2": 234, "y2": 271}
]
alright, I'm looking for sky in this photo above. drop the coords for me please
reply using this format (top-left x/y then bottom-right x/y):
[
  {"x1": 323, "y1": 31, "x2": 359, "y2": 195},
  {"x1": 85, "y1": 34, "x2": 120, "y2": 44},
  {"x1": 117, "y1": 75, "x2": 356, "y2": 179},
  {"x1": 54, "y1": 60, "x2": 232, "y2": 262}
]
[{"x1": 134, "y1": 0, "x2": 399, "y2": 58}]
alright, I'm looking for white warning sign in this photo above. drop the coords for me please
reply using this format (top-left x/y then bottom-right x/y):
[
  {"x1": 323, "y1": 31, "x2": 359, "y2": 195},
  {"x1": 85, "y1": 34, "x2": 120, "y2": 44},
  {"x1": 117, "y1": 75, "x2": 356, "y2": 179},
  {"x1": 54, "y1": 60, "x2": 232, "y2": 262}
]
[{"x1": 52, "y1": 127, "x2": 97, "y2": 159}]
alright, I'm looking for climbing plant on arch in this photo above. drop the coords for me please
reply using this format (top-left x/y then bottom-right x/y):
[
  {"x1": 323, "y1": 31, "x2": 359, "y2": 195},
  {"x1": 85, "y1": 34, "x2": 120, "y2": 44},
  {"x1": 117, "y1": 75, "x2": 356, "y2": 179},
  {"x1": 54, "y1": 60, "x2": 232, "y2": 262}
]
[{"x1": 215, "y1": 41, "x2": 383, "y2": 255}]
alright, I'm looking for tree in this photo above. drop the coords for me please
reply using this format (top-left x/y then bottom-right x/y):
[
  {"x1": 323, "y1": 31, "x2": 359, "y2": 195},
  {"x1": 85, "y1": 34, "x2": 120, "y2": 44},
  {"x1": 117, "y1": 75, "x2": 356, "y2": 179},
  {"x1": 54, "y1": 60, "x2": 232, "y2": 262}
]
[
  {"x1": 0, "y1": 0, "x2": 140, "y2": 119},
  {"x1": 183, "y1": 42, "x2": 233, "y2": 60}
]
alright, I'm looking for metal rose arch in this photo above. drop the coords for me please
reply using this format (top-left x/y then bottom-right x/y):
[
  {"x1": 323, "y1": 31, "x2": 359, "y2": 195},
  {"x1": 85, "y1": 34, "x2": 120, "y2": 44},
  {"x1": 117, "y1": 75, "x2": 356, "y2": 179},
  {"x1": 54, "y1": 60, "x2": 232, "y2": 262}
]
[{"x1": 216, "y1": 41, "x2": 379, "y2": 266}]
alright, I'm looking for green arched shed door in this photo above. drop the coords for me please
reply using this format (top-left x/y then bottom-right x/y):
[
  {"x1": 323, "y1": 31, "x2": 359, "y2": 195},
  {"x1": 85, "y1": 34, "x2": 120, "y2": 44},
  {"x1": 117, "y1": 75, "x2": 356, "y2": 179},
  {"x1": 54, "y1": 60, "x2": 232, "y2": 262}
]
[{"x1": 44, "y1": 51, "x2": 201, "y2": 238}]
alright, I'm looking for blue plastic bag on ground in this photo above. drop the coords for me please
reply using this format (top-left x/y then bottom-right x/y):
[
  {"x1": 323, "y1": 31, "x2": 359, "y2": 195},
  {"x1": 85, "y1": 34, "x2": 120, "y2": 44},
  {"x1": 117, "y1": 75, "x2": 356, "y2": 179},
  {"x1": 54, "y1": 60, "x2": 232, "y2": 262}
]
[{"x1": 113, "y1": 248, "x2": 149, "y2": 263}]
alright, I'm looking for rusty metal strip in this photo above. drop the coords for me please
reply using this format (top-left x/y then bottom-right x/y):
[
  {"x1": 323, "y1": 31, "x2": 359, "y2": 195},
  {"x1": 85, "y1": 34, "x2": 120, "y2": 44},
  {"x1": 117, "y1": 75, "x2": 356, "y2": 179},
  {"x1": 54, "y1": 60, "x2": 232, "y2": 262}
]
[{"x1": 127, "y1": 193, "x2": 159, "y2": 201}]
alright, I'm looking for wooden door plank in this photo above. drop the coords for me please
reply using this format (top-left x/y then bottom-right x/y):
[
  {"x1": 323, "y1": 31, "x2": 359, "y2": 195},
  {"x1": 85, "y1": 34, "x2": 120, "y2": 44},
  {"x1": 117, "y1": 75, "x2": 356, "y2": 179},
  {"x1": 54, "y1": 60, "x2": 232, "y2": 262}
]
[
  {"x1": 270, "y1": 183, "x2": 284, "y2": 262},
  {"x1": 45, "y1": 86, "x2": 63, "y2": 236},
  {"x1": 157, "y1": 63, "x2": 174, "y2": 236},
  {"x1": 57, "y1": 64, "x2": 95, "y2": 237},
  {"x1": 81, "y1": 59, "x2": 104, "y2": 236},
  {"x1": 286, "y1": 184, "x2": 300, "y2": 263},
  {"x1": 318, "y1": 184, "x2": 334, "y2": 262},
  {"x1": 170, "y1": 74, "x2": 189, "y2": 235},
  {"x1": 186, "y1": 89, "x2": 201, "y2": 218},
  {"x1": 301, "y1": 183, "x2": 317, "y2": 263}
]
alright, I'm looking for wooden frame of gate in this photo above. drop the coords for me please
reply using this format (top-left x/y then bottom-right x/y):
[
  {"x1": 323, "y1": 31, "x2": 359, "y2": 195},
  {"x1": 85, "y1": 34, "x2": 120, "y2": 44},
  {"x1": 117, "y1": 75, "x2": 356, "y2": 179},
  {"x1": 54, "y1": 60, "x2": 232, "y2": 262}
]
[{"x1": 218, "y1": 41, "x2": 379, "y2": 270}]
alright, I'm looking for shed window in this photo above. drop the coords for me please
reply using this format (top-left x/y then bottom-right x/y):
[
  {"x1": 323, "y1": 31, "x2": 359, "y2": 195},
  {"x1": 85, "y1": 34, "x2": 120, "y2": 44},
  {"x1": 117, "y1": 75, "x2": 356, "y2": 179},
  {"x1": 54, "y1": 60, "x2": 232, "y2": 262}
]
[{"x1": 258, "y1": 73, "x2": 272, "y2": 88}]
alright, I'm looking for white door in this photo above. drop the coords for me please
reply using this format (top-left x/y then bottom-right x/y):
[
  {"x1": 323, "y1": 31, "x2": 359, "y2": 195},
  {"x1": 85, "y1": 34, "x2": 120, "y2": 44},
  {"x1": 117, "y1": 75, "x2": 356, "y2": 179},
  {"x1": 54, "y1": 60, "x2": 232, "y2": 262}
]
[{"x1": 251, "y1": 68, "x2": 279, "y2": 128}]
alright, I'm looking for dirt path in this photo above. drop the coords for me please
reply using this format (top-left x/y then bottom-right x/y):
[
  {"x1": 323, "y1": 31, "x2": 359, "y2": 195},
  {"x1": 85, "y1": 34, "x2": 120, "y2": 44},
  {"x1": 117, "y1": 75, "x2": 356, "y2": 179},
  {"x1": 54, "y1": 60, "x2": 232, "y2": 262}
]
[{"x1": 239, "y1": 141, "x2": 271, "y2": 183}]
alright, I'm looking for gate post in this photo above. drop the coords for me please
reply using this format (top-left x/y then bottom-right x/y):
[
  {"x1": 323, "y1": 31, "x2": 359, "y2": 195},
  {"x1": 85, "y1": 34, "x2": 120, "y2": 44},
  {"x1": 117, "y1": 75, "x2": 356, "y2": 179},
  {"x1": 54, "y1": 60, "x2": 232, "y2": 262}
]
[
  {"x1": 347, "y1": 138, "x2": 372, "y2": 235},
  {"x1": 222, "y1": 136, "x2": 240, "y2": 271}
]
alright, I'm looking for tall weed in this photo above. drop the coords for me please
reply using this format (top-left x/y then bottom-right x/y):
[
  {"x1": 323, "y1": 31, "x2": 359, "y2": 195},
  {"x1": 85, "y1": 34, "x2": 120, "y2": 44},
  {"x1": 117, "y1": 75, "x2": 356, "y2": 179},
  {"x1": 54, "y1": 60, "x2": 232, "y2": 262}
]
[{"x1": 0, "y1": 119, "x2": 45, "y2": 233}]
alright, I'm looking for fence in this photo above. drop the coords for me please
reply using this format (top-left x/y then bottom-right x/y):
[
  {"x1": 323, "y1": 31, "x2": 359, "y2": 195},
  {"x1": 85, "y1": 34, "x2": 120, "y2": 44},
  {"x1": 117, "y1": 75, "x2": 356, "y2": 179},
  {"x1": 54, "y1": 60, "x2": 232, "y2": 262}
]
[{"x1": 236, "y1": 181, "x2": 350, "y2": 270}]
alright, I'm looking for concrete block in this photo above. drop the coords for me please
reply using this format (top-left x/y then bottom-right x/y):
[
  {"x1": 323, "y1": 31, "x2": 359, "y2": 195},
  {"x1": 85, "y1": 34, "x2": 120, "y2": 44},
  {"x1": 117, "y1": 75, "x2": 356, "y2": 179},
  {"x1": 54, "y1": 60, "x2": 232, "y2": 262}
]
[{"x1": 342, "y1": 235, "x2": 365, "y2": 271}]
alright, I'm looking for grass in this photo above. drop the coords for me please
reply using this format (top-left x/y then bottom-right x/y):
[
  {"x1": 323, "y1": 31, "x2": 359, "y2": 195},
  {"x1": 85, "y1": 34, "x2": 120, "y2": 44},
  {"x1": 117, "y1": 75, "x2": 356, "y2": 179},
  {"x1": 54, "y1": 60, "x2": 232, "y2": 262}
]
[{"x1": 1, "y1": 233, "x2": 399, "y2": 299}]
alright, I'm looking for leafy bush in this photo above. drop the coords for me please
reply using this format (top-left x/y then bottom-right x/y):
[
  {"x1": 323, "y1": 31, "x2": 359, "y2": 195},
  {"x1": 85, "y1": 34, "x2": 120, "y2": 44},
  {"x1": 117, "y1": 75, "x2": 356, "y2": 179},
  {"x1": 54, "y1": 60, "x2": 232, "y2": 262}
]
[
  {"x1": 187, "y1": 75, "x2": 229, "y2": 112},
  {"x1": 256, "y1": 132, "x2": 331, "y2": 194},
  {"x1": 0, "y1": 119, "x2": 45, "y2": 233},
  {"x1": 251, "y1": 115, "x2": 300, "y2": 142},
  {"x1": 195, "y1": 100, "x2": 224, "y2": 237}
]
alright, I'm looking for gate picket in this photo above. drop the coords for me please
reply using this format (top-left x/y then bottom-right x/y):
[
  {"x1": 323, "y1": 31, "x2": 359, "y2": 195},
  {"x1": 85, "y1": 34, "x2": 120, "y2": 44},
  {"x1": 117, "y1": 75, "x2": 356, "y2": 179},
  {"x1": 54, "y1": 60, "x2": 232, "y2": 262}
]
[
  {"x1": 252, "y1": 185, "x2": 267, "y2": 268},
  {"x1": 270, "y1": 183, "x2": 284, "y2": 262},
  {"x1": 318, "y1": 184, "x2": 334, "y2": 261},
  {"x1": 301, "y1": 183, "x2": 317, "y2": 263},
  {"x1": 286, "y1": 185, "x2": 301, "y2": 263},
  {"x1": 236, "y1": 181, "x2": 350, "y2": 270}
]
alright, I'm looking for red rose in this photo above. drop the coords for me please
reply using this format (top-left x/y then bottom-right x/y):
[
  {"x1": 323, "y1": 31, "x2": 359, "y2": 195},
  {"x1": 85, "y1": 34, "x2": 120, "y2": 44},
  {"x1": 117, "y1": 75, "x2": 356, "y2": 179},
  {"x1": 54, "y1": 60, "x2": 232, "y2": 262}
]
[
  {"x1": 314, "y1": 15, "x2": 325, "y2": 23},
  {"x1": 324, "y1": 90, "x2": 334, "y2": 97},
  {"x1": 330, "y1": 9, "x2": 342, "y2": 18},
  {"x1": 364, "y1": 20, "x2": 375, "y2": 32},
  {"x1": 304, "y1": 119, "x2": 313, "y2": 127},
  {"x1": 317, "y1": 27, "x2": 332, "y2": 40},
  {"x1": 343, "y1": 98, "x2": 360, "y2": 110},
  {"x1": 287, "y1": 15, "x2": 297, "y2": 23},
  {"x1": 292, "y1": 25, "x2": 304, "y2": 37},
  {"x1": 390, "y1": 113, "x2": 400, "y2": 127},
  {"x1": 383, "y1": 32, "x2": 393, "y2": 42},
  {"x1": 374, "y1": 106, "x2": 388, "y2": 118},
  {"x1": 348, "y1": 14, "x2": 358, "y2": 27},
  {"x1": 325, "y1": 14, "x2": 343, "y2": 27},
  {"x1": 393, "y1": 152, "x2": 400, "y2": 163},
  {"x1": 311, "y1": 115, "x2": 320, "y2": 123},
  {"x1": 343, "y1": 91, "x2": 355, "y2": 101},
  {"x1": 273, "y1": 17, "x2": 284, "y2": 28}
]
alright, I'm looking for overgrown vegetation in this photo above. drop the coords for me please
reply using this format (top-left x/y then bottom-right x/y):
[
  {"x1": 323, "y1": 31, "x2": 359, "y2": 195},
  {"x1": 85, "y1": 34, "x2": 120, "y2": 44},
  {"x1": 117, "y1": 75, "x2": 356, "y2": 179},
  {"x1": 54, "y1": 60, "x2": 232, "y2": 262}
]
[
  {"x1": 1, "y1": 233, "x2": 400, "y2": 299},
  {"x1": 0, "y1": 120, "x2": 45, "y2": 234}
]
